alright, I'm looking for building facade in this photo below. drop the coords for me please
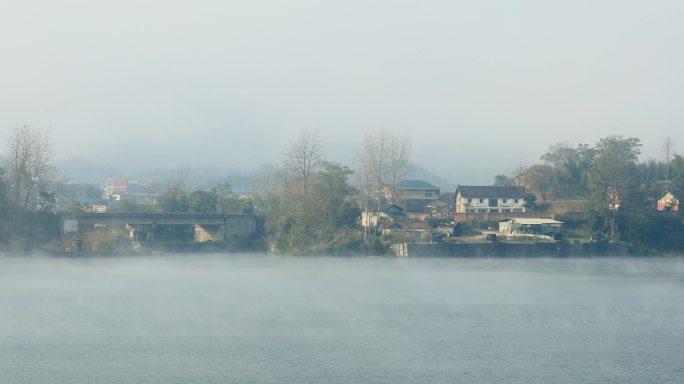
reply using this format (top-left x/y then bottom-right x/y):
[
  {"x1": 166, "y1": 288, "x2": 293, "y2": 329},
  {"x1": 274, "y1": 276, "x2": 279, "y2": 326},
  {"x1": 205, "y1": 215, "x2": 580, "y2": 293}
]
[
  {"x1": 657, "y1": 191, "x2": 679, "y2": 212},
  {"x1": 455, "y1": 185, "x2": 526, "y2": 214},
  {"x1": 384, "y1": 180, "x2": 440, "y2": 202}
]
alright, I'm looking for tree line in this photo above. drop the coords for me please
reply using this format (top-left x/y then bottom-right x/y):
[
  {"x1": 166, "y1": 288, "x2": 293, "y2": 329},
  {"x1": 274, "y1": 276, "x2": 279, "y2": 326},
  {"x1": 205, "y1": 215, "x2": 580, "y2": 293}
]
[
  {"x1": 2, "y1": 126, "x2": 683, "y2": 253},
  {"x1": 498, "y1": 135, "x2": 684, "y2": 249}
]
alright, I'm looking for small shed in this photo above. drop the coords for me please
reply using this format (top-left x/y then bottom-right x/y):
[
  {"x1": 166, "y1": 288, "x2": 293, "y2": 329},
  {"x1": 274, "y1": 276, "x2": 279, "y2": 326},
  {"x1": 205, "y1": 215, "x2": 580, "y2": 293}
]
[
  {"x1": 499, "y1": 218, "x2": 563, "y2": 236},
  {"x1": 656, "y1": 191, "x2": 679, "y2": 212},
  {"x1": 381, "y1": 221, "x2": 432, "y2": 235}
]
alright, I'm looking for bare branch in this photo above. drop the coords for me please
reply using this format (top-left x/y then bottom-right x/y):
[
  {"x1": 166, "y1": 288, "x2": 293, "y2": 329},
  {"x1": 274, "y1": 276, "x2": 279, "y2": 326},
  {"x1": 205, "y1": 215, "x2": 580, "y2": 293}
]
[
  {"x1": 5, "y1": 126, "x2": 55, "y2": 210},
  {"x1": 283, "y1": 132, "x2": 322, "y2": 195}
]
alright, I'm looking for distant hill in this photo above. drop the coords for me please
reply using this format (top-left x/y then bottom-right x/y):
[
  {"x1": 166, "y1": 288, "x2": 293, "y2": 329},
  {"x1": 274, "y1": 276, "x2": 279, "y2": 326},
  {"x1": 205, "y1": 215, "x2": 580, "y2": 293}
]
[
  {"x1": 405, "y1": 163, "x2": 457, "y2": 192},
  {"x1": 55, "y1": 158, "x2": 259, "y2": 193},
  {"x1": 57, "y1": 158, "x2": 121, "y2": 185},
  {"x1": 55, "y1": 157, "x2": 457, "y2": 194},
  {"x1": 133, "y1": 165, "x2": 258, "y2": 193}
]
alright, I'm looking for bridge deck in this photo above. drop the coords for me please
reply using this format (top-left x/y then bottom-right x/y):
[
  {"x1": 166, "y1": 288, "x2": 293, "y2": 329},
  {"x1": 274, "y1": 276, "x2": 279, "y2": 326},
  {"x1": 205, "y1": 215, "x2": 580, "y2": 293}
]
[{"x1": 66, "y1": 213, "x2": 257, "y2": 236}]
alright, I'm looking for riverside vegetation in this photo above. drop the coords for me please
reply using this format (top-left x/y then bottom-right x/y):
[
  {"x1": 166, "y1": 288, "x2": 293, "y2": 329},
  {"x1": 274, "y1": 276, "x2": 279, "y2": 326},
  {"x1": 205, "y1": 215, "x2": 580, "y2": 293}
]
[{"x1": 1, "y1": 127, "x2": 684, "y2": 255}]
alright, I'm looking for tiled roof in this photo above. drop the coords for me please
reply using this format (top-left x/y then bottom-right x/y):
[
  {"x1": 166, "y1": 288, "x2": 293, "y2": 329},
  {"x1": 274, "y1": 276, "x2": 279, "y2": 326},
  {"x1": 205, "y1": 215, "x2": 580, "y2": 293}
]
[
  {"x1": 395, "y1": 221, "x2": 433, "y2": 230},
  {"x1": 380, "y1": 204, "x2": 405, "y2": 216},
  {"x1": 401, "y1": 198, "x2": 450, "y2": 213},
  {"x1": 439, "y1": 193, "x2": 455, "y2": 205},
  {"x1": 509, "y1": 218, "x2": 563, "y2": 225},
  {"x1": 456, "y1": 185, "x2": 525, "y2": 198},
  {"x1": 657, "y1": 190, "x2": 676, "y2": 200},
  {"x1": 396, "y1": 179, "x2": 439, "y2": 189}
]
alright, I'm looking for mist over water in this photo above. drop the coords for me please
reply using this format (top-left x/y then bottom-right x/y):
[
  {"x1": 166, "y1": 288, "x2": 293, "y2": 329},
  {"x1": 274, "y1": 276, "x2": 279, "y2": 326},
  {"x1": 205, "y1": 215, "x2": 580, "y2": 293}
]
[{"x1": 1, "y1": 255, "x2": 683, "y2": 383}]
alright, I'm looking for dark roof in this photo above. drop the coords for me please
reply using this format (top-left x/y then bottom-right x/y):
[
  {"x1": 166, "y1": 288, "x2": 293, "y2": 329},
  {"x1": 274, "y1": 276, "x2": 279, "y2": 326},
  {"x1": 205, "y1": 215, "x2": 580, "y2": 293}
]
[
  {"x1": 456, "y1": 185, "x2": 525, "y2": 198},
  {"x1": 439, "y1": 193, "x2": 455, "y2": 206},
  {"x1": 394, "y1": 221, "x2": 432, "y2": 230},
  {"x1": 396, "y1": 179, "x2": 439, "y2": 190},
  {"x1": 657, "y1": 190, "x2": 677, "y2": 200},
  {"x1": 382, "y1": 222, "x2": 403, "y2": 230},
  {"x1": 404, "y1": 199, "x2": 431, "y2": 213},
  {"x1": 379, "y1": 204, "x2": 405, "y2": 216}
]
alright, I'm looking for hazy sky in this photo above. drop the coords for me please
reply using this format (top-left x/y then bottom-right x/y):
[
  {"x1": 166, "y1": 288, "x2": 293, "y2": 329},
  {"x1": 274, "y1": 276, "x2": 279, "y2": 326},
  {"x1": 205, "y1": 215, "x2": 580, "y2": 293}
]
[{"x1": 2, "y1": 0, "x2": 683, "y2": 183}]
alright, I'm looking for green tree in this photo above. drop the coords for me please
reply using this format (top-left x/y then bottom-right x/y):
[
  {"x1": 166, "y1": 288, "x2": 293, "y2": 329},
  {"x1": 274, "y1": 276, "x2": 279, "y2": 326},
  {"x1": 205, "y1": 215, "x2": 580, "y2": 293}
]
[
  {"x1": 523, "y1": 192, "x2": 537, "y2": 209},
  {"x1": 671, "y1": 155, "x2": 684, "y2": 197},
  {"x1": 189, "y1": 190, "x2": 218, "y2": 214},
  {"x1": 158, "y1": 186, "x2": 190, "y2": 213},
  {"x1": 586, "y1": 136, "x2": 642, "y2": 240},
  {"x1": 107, "y1": 198, "x2": 155, "y2": 213},
  {"x1": 211, "y1": 182, "x2": 249, "y2": 214},
  {"x1": 541, "y1": 142, "x2": 594, "y2": 197},
  {"x1": 493, "y1": 174, "x2": 514, "y2": 186},
  {"x1": 259, "y1": 160, "x2": 361, "y2": 254}
]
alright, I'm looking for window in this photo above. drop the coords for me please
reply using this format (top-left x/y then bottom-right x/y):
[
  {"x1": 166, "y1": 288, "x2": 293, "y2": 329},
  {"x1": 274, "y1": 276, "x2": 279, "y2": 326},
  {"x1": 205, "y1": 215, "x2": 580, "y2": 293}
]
[
  {"x1": 503, "y1": 199, "x2": 507, "y2": 203},
  {"x1": 467, "y1": 198, "x2": 472, "y2": 203},
  {"x1": 479, "y1": 199, "x2": 484, "y2": 203},
  {"x1": 514, "y1": 199, "x2": 519, "y2": 203},
  {"x1": 426, "y1": 191, "x2": 432, "y2": 198}
]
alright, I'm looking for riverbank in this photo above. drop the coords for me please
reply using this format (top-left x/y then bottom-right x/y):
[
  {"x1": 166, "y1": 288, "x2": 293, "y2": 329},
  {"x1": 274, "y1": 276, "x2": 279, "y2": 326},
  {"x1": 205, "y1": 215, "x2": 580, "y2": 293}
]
[
  {"x1": 3, "y1": 235, "x2": 678, "y2": 258},
  {"x1": 392, "y1": 241, "x2": 634, "y2": 257}
]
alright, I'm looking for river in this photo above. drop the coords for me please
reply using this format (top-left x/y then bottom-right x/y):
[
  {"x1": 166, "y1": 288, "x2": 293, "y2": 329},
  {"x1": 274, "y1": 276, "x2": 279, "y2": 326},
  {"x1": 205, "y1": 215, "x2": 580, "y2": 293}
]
[{"x1": 1, "y1": 254, "x2": 683, "y2": 383}]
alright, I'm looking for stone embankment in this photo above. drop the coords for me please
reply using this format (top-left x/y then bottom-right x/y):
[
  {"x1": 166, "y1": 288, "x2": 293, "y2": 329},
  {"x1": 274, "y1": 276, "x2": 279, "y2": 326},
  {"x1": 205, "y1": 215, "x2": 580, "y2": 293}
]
[{"x1": 393, "y1": 241, "x2": 631, "y2": 257}]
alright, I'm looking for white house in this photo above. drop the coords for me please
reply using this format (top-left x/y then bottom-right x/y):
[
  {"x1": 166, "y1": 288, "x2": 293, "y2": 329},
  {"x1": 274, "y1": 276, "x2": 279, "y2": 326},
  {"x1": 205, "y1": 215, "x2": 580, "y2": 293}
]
[{"x1": 455, "y1": 185, "x2": 526, "y2": 214}]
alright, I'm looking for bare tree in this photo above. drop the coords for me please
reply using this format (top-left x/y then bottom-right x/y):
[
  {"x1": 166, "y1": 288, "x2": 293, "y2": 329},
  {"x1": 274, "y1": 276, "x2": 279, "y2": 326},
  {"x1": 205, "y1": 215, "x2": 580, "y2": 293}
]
[
  {"x1": 357, "y1": 130, "x2": 388, "y2": 210},
  {"x1": 386, "y1": 133, "x2": 411, "y2": 204},
  {"x1": 356, "y1": 130, "x2": 411, "y2": 237},
  {"x1": 662, "y1": 136, "x2": 675, "y2": 190},
  {"x1": 356, "y1": 131, "x2": 387, "y2": 238},
  {"x1": 6, "y1": 126, "x2": 55, "y2": 210},
  {"x1": 283, "y1": 132, "x2": 322, "y2": 195}
]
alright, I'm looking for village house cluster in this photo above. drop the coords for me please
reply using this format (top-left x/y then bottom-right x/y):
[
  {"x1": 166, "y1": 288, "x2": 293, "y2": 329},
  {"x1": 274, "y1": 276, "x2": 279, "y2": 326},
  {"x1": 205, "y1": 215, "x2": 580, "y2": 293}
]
[
  {"x1": 362, "y1": 179, "x2": 681, "y2": 238},
  {"x1": 82, "y1": 175, "x2": 680, "y2": 241}
]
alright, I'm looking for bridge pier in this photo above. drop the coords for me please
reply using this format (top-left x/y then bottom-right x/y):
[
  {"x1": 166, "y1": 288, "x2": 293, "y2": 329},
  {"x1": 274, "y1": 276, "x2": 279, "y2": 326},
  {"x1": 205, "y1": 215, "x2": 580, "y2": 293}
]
[
  {"x1": 126, "y1": 224, "x2": 155, "y2": 242},
  {"x1": 194, "y1": 224, "x2": 225, "y2": 242}
]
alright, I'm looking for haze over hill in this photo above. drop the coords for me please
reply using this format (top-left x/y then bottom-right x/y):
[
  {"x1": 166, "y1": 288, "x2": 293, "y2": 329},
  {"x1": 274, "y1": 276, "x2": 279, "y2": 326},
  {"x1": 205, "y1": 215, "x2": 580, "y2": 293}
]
[
  {"x1": 3, "y1": 1, "x2": 684, "y2": 184},
  {"x1": 58, "y1": 156, "x2": 457, "y2": 194}
]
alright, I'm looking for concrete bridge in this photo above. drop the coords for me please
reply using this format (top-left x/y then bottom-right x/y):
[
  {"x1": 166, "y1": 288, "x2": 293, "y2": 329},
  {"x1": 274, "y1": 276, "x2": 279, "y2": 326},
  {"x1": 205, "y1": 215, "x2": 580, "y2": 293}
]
[{"x1": 62, "y1": 213, "x2": 257, "y2": 243}]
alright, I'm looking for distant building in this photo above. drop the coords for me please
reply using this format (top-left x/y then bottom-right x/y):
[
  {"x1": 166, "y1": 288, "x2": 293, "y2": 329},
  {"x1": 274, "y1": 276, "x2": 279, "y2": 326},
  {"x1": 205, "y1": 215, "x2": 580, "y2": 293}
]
[
  {"x1": 384, "y1": 180, "x2": 445, "y2": 220},
  {"x1": 360, "y1": 204, "x2": 406, "y2": 228},
  {"x1": 656, "y1": 191, "x2": 679, "y2": 212},
  {"x1": 105, "y1": 178, "x2": 128, "y2": 200},
  {"x1": 499, "y1": 218, "x2": 563, "y2": 236},
  {"x1": 384, "y1": 180, "x2": 440, "y2": 202},
  {"x1": 399, "y1": 198, "x2": 452, "y2": 220},
  {"x1": 82, "y1": 204, "x2": 107, "y2": 213},
  {"x1": 381, "y1": 220, "x2": 432, "y2": 235},
  {"x1": 104, "y1": 178, "x2": 160, "y2": 204},
  {"x1": 455, "y1": 185, "x2": 526, "y2": 214}
]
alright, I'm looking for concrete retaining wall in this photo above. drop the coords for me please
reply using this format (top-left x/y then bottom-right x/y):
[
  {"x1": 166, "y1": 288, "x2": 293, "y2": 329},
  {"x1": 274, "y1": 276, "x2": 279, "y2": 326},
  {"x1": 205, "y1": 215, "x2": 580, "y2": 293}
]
[{"x1": 402, "y1": 241, "x2": 631, "y2": 257}]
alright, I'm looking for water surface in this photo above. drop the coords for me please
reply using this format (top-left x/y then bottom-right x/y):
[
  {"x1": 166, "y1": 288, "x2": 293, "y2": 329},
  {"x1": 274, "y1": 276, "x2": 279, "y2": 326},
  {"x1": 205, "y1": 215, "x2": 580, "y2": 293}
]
[{"x1": 1, "y1": 255, "x2": 683, "y2": 383}]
